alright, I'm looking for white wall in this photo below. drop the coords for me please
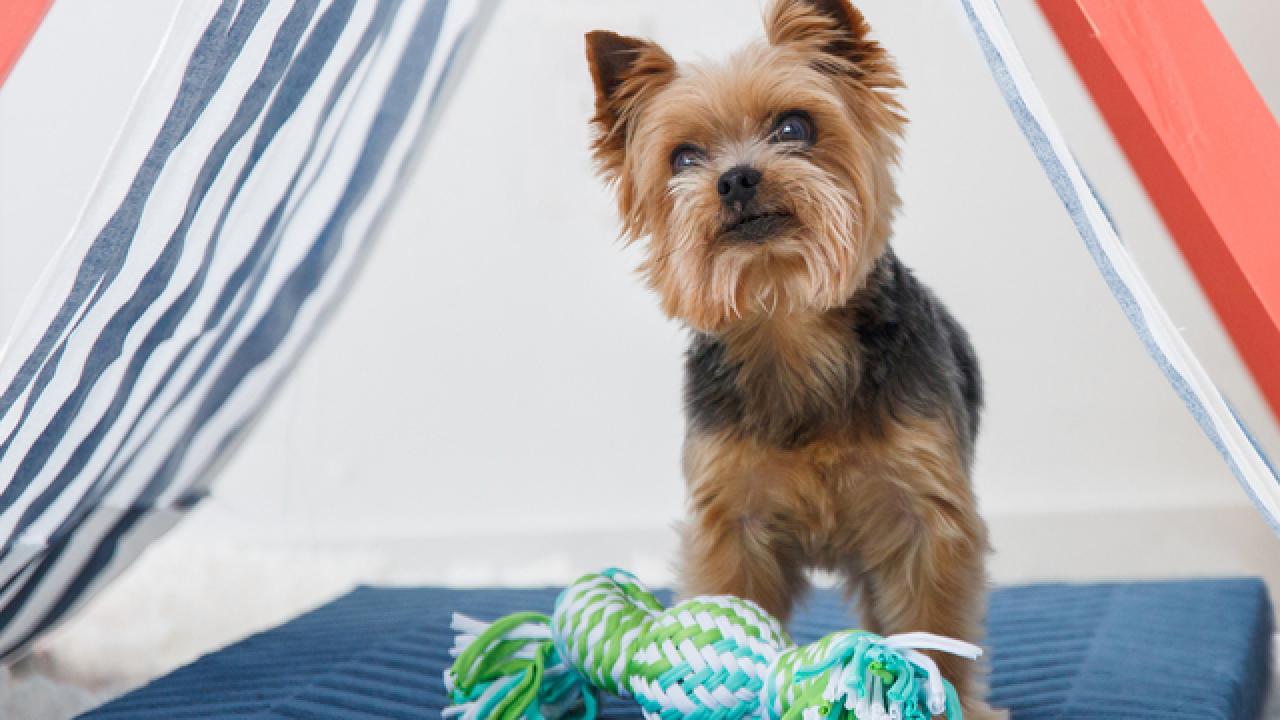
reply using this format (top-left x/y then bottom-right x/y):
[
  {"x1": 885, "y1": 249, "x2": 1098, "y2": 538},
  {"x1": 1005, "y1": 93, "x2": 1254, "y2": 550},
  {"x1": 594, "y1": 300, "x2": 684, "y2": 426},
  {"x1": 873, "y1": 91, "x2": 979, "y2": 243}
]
[{"x1": 2, "y1": 0, "x2": 1279, "y2": 576}]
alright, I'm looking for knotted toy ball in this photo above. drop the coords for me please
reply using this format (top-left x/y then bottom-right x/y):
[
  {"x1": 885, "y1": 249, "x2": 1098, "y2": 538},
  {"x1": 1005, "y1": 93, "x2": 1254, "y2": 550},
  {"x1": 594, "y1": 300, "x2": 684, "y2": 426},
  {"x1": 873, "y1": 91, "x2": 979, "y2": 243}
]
[{"x1": 444, "y1": 568, "x2": 980, "y2": 720}]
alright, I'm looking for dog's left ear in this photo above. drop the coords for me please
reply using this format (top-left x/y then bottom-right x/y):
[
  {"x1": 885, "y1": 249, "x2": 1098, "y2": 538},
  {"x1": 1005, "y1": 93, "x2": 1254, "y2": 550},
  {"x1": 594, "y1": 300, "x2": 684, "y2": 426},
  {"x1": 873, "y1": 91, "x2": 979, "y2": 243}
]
[
  {"x1": 765, "y1": 0, "x2": 897, "y2": 85},
  {"x1": 585, "y1": 31, "x2": 676, "y2": 178}
]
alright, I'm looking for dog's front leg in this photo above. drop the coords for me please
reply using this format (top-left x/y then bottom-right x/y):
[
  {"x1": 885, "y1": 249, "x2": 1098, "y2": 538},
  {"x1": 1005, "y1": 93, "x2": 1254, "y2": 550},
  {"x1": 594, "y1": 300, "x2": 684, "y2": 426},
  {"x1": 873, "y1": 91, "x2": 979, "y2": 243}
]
[
  {"x1": 849, "y1": 416, "x2": 1006, "y2": 720},
  {"x1": 677, "y1": 430, "x2": 810, "y2": 623}
]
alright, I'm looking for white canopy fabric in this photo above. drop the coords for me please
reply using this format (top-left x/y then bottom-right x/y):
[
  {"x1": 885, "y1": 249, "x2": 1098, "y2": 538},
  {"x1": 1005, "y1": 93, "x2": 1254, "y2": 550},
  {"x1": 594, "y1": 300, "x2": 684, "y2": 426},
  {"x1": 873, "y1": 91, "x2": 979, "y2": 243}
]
[{"x1": 0, "y1": 0, "x2": 496, "y2": 661}]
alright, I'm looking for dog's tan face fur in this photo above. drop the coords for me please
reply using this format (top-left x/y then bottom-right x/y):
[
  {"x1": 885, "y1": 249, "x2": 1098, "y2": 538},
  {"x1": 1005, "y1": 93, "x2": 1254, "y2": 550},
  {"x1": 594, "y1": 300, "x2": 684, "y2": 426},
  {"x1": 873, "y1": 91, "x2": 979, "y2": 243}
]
[{"x1": 587, "y1": 0, "x2": 904, "y2": 333}]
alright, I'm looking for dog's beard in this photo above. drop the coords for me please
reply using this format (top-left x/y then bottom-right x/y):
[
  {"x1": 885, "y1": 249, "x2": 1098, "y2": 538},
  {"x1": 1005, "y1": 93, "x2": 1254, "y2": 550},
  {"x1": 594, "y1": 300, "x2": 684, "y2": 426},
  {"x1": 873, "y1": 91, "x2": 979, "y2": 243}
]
[{"x1": 648, "y1": 169, "x2": 864, "y2": 333}]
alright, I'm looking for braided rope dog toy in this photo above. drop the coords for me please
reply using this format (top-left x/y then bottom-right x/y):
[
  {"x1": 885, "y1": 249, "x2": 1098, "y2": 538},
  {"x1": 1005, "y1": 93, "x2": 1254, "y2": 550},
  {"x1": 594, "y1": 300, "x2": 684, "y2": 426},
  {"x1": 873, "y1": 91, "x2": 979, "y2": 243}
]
[{"x1": 444, "y1": 568, "x2": 981, "y2": 720}]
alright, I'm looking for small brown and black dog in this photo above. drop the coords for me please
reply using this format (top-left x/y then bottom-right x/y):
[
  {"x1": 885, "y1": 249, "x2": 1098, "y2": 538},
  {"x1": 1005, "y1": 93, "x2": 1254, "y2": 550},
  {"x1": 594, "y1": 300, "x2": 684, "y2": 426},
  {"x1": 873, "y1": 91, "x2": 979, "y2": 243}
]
[{"x1": 585, "y1": 1, "x2": 1001, "y2": 716}]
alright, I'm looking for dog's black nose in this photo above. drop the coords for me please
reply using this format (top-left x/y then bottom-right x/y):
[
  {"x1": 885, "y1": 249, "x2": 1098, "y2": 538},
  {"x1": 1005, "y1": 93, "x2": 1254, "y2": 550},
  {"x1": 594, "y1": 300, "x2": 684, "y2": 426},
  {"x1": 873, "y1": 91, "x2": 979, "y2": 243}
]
[{"x1": 717, "y1": 165, "x2": 761, "y2": 208}]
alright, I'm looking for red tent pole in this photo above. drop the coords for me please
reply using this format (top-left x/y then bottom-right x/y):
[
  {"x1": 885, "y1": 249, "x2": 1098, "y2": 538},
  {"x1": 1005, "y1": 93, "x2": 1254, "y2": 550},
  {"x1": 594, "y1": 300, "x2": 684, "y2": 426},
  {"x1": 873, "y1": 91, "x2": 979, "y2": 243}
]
[
  {"x1": 1038, "y1": 0, "x2": 1280, "y2": 423},
  {"x1": 0, "y1": 0, "x2": 53, "y2": 90}
]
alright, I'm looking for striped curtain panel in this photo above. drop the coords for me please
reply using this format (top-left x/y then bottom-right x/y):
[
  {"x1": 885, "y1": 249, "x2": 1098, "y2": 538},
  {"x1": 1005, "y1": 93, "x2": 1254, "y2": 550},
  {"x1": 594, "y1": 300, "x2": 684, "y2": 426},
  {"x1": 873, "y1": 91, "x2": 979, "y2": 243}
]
[{"x1": 0, "y1": 0, "x2": 496, "y2": 661}]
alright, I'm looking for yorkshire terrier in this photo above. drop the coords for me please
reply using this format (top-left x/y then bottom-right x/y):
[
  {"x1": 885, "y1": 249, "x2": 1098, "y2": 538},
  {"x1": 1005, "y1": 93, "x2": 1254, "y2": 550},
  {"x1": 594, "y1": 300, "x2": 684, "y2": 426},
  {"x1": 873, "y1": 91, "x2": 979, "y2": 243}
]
[{"x1": 585, "y1": 0, "x2": 1000, "y2": 716}]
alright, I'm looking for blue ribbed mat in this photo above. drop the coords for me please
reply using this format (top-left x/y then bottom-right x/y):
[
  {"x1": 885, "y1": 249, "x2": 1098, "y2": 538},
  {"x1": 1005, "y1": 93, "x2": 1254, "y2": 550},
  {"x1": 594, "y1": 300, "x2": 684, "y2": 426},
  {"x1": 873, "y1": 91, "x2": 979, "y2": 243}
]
[{"x1": 81, "y1": 578, "x2": 1272, "y2": 719}]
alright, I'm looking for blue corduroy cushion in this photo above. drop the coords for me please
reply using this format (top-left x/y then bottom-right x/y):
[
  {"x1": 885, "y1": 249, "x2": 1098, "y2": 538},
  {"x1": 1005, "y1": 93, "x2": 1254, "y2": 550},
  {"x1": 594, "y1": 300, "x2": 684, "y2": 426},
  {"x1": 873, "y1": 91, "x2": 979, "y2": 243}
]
[{"x1": 81, "y1": 578, "x2": 1272, "y2": 719}]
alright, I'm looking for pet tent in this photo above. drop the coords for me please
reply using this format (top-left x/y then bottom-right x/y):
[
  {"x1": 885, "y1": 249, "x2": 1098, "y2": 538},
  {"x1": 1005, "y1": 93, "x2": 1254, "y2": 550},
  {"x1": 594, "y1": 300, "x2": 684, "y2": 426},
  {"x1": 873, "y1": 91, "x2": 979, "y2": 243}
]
[{"x1": 0, "y1": 0, "x2": 1276, "y2": 705}]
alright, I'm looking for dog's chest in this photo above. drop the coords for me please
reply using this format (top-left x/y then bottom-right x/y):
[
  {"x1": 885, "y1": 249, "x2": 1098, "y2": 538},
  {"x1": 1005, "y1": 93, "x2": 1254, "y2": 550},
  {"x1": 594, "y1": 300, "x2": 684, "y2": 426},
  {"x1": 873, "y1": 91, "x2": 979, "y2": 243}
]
[
  {"x1": 683, "y1": 426, "x2": 894, "y2": 557},
  {"x1": 687, "y1": 312, "x2": 864, "y2": 446}
]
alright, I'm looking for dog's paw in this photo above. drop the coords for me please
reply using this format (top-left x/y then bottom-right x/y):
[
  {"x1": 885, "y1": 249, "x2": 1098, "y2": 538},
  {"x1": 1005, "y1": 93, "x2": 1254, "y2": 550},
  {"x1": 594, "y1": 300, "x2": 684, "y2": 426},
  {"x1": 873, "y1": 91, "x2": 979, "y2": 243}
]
[{"x1": 954, "y1": 701, "x2": 1009, "y2": 720}]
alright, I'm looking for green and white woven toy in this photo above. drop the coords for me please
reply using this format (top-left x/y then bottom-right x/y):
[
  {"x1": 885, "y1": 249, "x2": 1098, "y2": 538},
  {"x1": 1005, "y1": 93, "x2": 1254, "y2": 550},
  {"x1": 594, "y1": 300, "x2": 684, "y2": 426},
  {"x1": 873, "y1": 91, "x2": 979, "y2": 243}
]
[{"x1": 444, "y1": 568, "x2": 981, "y2": 720}]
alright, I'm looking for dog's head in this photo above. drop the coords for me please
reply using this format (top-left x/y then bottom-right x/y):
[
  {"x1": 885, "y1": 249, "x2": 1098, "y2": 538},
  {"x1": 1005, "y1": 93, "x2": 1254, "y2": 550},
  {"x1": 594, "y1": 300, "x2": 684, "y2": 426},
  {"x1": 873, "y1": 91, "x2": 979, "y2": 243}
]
[{"x1": 586, "y1": 0, "x2": 904, "y2": 333}]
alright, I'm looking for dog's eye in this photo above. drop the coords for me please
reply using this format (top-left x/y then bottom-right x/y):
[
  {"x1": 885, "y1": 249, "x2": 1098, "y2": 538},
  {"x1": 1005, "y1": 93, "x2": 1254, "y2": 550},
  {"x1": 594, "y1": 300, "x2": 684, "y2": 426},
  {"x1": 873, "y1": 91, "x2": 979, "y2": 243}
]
[
  {"x1": 771, "y1": 111, "x2": 815, "y2": 145},
  {"x1": 671, "y1": 145, "x2": 705, "y2": 173}
]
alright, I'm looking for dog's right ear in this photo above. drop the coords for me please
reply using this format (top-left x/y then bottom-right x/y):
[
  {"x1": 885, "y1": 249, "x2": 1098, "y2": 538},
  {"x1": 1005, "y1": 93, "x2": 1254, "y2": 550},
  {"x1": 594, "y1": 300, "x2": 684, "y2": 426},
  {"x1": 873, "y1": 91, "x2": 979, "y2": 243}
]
[
  {"x1": 765, "y1": 0, "x2": 898, "y2": 88},
  {"x1": 585, "y1": 30, "x2": 675, "y2": 178}
]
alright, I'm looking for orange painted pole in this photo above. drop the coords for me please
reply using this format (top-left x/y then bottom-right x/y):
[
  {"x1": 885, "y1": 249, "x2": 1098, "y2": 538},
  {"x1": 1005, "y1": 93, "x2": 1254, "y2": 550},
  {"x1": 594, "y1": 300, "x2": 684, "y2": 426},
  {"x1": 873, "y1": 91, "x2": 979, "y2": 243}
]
[
  {"x1": 1038, "y1": 0, "x2": 1280, "y2": 423},
  {"x1": 0, "y1": 0, "x2": 53, "y2": 90}
]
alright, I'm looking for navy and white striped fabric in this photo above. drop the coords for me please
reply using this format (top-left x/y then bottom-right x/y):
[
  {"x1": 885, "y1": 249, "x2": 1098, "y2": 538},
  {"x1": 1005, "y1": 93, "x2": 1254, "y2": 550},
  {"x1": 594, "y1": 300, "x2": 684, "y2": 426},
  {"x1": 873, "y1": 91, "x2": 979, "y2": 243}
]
[
  {"x1": 960, "y1": 0, "x2": 1280, "y2": 534},
  {"x1": 0, "y1": 0, "x2": 495, "y2": 661}
]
